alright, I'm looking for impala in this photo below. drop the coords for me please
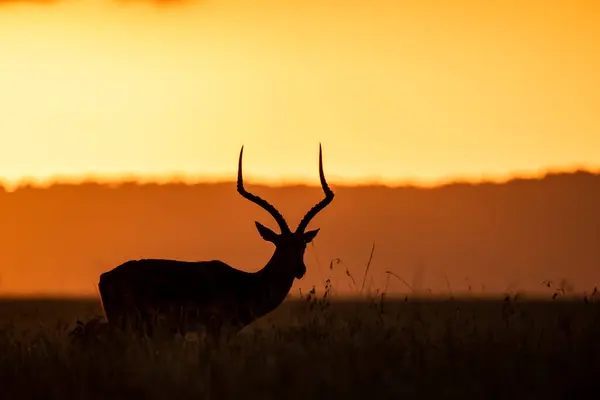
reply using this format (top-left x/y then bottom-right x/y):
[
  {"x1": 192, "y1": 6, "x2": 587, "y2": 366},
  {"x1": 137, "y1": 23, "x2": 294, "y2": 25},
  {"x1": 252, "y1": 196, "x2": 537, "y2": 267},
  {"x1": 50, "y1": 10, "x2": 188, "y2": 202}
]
[{"x1": 98, "y1": 144, "x2": 334, "y2": 343}]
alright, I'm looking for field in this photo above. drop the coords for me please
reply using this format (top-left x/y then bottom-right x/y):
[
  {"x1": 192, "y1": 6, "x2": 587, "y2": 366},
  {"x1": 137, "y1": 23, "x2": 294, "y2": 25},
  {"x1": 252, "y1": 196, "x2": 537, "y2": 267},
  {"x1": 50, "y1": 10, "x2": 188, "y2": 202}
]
[{"x1": 1, "y1": 293, "x2": 599, "y2": 399}]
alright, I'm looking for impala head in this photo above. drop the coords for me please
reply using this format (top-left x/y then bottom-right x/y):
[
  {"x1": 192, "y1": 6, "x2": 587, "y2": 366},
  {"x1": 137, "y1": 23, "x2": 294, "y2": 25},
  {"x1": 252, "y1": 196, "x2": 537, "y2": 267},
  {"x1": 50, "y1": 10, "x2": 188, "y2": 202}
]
[{"x1": 237, "y1": 144, "x2": 335, "y2": 279}]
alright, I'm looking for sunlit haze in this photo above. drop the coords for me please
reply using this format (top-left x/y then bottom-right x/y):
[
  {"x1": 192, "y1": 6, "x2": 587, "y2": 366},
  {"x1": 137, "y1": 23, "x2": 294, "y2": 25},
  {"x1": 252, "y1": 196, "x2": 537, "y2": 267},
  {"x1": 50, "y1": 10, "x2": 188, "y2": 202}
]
[{"x1": 0, "y1": 0, "x2": 598, "y2": 189}]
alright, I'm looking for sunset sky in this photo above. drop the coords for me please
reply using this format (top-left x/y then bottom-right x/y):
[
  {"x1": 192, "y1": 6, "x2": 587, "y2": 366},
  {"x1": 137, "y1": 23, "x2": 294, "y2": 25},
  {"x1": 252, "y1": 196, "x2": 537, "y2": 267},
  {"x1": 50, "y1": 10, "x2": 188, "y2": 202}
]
[{"x1": 0, "y1": 0, "x2": 598, "y2": 189}]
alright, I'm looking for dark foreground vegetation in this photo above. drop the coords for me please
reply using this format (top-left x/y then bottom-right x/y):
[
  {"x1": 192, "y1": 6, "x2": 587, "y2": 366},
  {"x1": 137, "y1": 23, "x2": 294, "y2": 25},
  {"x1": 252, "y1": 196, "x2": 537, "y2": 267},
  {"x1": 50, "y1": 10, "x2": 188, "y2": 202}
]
[{"x1": 1, "y1": 293, "x2": 599, "y2": 399}]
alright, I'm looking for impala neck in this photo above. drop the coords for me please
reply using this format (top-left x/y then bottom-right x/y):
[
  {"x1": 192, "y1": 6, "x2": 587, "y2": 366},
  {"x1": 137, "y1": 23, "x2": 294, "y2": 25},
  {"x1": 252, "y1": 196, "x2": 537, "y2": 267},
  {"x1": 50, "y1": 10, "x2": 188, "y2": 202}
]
[{"x1": 250, "y1": 250, "x2": 298, "y2": 315}]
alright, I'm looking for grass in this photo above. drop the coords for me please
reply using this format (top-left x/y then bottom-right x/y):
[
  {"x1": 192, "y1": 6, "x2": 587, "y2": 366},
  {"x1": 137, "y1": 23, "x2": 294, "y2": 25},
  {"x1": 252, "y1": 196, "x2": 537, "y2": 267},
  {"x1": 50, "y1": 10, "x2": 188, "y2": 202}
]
[
  {"x1": 1, "y1": 289, "x2": 599, "y2": 400},
  {"x1": 0, "y1": 250, "x2": 597, "y2": 399}
]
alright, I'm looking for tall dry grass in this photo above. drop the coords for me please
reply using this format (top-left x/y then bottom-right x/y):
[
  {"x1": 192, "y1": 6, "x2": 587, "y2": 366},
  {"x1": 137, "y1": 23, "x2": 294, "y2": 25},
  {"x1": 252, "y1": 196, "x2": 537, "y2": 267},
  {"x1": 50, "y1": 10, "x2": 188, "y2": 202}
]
[{"x1": 1, "y1": 251, "x2": 599, "y2": 399}]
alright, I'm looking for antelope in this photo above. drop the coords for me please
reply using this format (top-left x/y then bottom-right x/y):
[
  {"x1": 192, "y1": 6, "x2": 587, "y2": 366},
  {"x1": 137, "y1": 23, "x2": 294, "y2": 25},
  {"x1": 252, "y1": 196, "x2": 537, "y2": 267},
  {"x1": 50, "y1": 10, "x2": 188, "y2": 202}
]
[{"x1": 98, "y1": 144, "x2": 334, "y2": 343}]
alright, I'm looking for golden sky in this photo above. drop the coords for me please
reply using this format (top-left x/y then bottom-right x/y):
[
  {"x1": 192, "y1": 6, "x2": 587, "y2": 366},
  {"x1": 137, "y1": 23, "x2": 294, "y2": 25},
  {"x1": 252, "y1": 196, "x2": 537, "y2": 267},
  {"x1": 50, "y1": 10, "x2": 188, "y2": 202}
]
[{"x1": 0, "y1": 0, "x2": 598, "y2": 188}]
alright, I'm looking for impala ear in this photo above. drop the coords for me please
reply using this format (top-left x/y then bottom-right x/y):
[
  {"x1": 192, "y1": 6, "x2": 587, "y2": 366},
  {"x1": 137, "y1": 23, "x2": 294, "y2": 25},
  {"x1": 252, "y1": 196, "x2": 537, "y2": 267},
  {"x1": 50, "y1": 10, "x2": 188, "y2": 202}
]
[
  {"x1": 255, "y1": 221, "x2": 279, "y2": 243},
  {"x1": 303, "y1": 228, "x2": 320, "y2": 243}
]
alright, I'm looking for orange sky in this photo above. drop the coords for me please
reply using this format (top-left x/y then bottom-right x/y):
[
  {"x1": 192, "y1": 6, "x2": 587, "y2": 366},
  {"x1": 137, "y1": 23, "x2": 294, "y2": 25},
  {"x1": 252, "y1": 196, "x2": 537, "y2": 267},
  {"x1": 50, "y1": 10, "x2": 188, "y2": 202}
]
[{"x1": 0, "y1": 0, "x2": 598, "y2": 189}]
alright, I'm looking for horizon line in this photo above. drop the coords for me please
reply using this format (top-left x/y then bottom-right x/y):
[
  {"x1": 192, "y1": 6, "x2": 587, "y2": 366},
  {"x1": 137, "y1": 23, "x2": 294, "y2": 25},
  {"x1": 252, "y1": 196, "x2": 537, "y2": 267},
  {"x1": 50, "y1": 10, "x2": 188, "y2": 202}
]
[{"x1": 1, "y1": 165, "x2": 599, "y2": 193}]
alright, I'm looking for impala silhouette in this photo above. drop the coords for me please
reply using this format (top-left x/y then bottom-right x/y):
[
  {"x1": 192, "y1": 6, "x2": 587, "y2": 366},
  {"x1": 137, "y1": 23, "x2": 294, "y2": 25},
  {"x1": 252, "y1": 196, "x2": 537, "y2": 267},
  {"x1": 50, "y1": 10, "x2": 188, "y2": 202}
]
[{"x1": 98, "y1": 144, "x2": 334, "y2": 343}]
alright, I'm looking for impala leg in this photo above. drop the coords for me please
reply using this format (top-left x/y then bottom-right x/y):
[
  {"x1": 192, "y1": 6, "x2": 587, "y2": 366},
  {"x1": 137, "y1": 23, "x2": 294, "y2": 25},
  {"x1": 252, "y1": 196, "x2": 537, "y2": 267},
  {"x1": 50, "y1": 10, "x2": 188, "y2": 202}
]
[
  {"x1": 106, "y1": 312, "x2": 126, "y2": 332},
  {"x1": 127, "y1": 310, "x2": 141, "y2": 336},
  {"x1": 122, "y1": 309, "x2": 152, "y2": 338},
  {"x1": 169, "y1": 324, "x2": 182, "y2": 337},
  {"x1": 206, "y1": 322, "x2": 239, "y2": 348},
  {"x1": 167, "y1": 306, "x2": 187, "y2": 337},
  {"x1": 120, "y1": 312, "x2": 140, "y2": 335},
  {"x1": 142, "y1": 312, "x2": 155, "y2": 337},
  {"x1": 205, "y1": 320, "x2": 223, "y2": 348}
]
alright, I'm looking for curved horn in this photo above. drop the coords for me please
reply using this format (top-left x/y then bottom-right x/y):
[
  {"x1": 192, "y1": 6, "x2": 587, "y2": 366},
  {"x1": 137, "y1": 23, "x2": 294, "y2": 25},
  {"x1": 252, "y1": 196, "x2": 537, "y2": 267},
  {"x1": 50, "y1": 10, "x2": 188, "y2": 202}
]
[
  {"x1": 237, "y1": 146, "x2": 291, "y2": 234},
  {"x1": 296, "y1": 143, "x2": 334, "y2": 233}
]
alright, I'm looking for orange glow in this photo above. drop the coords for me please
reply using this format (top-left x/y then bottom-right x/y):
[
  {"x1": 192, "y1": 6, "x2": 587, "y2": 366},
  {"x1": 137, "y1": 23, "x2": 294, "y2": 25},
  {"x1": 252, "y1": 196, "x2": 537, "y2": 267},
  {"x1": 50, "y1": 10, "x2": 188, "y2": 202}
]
[{"x1": 0, "y1": 0, "x2": 599, "y2": 189}]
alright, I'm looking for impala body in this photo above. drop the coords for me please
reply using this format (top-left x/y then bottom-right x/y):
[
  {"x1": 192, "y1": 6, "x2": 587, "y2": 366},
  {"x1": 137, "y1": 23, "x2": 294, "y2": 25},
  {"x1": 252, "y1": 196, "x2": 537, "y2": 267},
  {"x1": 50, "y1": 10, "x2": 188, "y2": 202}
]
[{"x1": 98, "y1": 145, "x2": 334, "y2": 342}]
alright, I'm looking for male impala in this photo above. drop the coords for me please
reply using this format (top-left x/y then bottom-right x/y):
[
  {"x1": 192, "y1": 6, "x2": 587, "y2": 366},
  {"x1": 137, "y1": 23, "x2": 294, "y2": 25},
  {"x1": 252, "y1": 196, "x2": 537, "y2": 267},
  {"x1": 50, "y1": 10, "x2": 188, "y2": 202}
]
[{"x1": 98, "y1": 144, "x2": 334, "y2": 343}]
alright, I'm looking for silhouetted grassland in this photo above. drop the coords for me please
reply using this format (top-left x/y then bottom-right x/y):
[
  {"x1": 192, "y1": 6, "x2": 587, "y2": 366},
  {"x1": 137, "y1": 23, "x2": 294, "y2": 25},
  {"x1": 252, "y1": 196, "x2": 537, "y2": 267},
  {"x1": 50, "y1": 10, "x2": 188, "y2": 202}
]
[{"x1": 1, "y1": 292, "x2": 599, "y2": 399}]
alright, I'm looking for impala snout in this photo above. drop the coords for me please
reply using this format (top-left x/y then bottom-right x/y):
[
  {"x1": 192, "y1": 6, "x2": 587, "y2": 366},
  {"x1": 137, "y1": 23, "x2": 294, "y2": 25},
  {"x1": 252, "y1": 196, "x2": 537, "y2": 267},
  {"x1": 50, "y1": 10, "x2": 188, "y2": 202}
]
[{"x1": 294, "y1": 261, "x2": 307, "y2": 279}]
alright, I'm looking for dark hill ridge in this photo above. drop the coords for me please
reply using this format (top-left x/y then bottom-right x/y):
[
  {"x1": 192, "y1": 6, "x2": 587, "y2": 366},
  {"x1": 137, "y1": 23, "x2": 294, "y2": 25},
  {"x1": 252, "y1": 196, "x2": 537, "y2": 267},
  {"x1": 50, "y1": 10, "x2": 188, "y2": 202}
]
[{"x1": 0, "y1": 170, "x2": 598, "y2": 296}]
